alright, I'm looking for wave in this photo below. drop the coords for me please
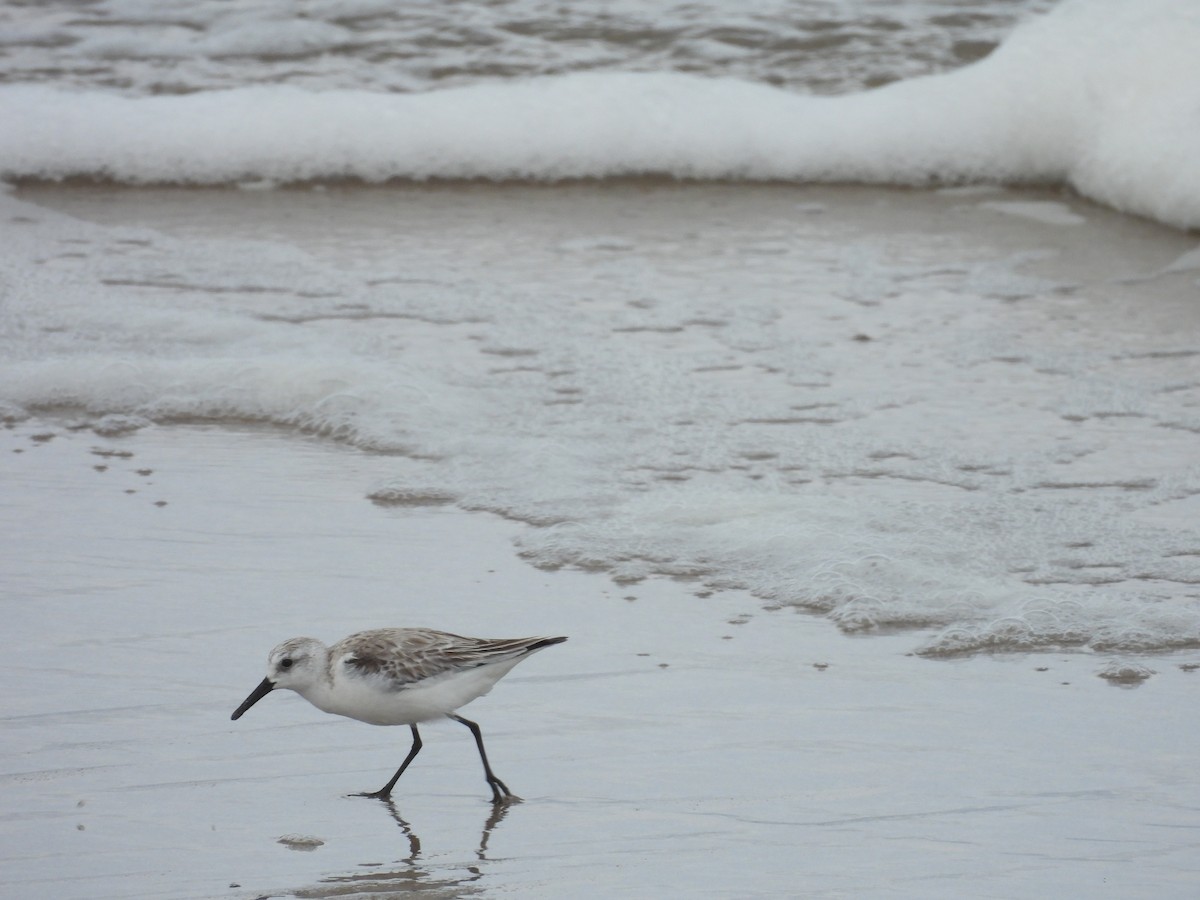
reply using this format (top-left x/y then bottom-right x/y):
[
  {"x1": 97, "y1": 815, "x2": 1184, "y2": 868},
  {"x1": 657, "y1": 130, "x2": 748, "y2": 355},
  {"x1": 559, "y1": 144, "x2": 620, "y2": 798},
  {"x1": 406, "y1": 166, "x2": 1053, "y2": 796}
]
[{"x1": 3, "y1": 0, "x2": 1198, "y2": 229}]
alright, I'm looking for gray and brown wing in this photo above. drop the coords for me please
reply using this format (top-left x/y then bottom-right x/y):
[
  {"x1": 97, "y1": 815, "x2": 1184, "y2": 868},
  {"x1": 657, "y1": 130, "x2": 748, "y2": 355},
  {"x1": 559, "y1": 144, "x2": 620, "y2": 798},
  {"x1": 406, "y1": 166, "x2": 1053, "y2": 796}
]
[{"x1": 334, "y1": 628, "x2": 566, "y2": 689}]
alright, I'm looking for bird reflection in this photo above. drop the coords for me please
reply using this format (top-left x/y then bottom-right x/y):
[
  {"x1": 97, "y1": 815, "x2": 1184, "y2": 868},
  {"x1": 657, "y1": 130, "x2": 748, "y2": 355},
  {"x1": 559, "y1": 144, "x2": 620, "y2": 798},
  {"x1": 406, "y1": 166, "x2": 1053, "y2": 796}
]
[
  {"x1": 293, "y1": 797, "x2": 518, "y2": 898},
  {"x1": 475, "y1": 800, "x2": 513, "y2": 861},
  {"x1": 378, "y1": 798, "x2": 423, "y2": 863},
  {"x1": 376, "y1": 795, "x2": 516, "y2": 862}
]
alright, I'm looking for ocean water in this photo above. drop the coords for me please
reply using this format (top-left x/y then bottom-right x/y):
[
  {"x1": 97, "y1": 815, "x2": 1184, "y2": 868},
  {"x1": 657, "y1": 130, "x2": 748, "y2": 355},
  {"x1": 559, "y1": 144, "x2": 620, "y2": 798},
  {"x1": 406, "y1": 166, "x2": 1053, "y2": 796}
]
[
  {"x1": 2, "y1": 0, "x2": 1199, "y2": 227},
  {"x1": 0, "y1": 0, "x2": 1048, "y2": 95},
  {"x1": 2, "y1": 0, "x2": 1199, "y2": 659}
]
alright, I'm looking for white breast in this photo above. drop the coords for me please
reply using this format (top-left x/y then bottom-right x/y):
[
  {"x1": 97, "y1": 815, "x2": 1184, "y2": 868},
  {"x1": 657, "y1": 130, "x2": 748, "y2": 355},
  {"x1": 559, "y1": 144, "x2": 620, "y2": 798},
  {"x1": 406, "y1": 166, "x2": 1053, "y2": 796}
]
[{"x1": 304, "y1": 656, "x2": 529, "y2": 726}]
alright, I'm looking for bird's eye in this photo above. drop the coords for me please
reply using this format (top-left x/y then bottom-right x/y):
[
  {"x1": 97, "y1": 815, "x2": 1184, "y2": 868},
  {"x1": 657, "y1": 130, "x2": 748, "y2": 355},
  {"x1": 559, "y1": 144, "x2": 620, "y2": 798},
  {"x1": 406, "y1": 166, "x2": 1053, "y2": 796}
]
[{"x1": 280, "y1": 658, "x2": 294, "y2": 670}]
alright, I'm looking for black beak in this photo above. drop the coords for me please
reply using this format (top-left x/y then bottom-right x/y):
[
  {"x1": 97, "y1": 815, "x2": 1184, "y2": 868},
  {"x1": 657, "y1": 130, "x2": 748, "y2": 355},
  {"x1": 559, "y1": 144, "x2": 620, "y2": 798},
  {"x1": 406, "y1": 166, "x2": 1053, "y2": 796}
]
[{"x1": 231, "y1": 677, "x2": 275, "y2": 721}]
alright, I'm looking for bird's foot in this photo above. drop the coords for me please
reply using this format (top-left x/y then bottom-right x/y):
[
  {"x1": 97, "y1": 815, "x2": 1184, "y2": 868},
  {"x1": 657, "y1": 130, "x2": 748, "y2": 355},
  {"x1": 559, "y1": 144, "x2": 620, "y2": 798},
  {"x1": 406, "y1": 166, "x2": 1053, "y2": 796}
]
[
  {"x1": 350, "y1": 789, "x2": 394, "y2": 801},
  {"x1": 488, "y1": 779, "x2": 521, "y2": 805}
]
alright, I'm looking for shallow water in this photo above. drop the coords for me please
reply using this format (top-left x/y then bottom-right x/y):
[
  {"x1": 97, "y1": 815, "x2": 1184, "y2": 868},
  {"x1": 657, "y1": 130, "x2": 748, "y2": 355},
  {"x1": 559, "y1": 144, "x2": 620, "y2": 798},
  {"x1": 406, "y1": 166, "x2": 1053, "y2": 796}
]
[
  {"x1": 7, "y1": 181, "x2": 1200, "y2": 657},
  {"x1": 4, "y1": 2, "x2": 1199, "y2": 896},
  {"x1": 2, "y1": 419, "x2": 1198, "y2": 899}
]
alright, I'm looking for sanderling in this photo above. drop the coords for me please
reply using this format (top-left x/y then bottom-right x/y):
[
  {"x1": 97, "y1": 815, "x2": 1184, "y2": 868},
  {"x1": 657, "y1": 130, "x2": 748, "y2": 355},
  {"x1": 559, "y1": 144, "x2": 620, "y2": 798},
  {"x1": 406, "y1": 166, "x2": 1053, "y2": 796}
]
[{"x1": 232, "y1": 627, "x2": 567, "y2": 802}]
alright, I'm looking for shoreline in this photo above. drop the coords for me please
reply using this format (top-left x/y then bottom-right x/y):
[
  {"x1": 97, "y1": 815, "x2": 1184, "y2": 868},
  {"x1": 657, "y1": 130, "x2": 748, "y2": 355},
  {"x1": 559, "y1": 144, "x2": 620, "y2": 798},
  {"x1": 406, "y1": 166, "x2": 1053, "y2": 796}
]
[
  {"x1": 3, "y1": 176, "x2": 1199, "y2": 897},
  {"x1": 2, "y1": 416, "x2": 1198, "y2": 899},
  {"x1": 7, "y1": 179, "x2": 1200, "y2": 660}
]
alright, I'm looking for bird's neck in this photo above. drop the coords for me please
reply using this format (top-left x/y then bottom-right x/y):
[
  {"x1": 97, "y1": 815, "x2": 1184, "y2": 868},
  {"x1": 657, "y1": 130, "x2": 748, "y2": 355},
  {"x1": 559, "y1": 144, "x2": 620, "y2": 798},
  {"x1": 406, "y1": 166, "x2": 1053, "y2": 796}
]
[{"x1": 293, "y1": 650, "x2": 339, "y2": 712}]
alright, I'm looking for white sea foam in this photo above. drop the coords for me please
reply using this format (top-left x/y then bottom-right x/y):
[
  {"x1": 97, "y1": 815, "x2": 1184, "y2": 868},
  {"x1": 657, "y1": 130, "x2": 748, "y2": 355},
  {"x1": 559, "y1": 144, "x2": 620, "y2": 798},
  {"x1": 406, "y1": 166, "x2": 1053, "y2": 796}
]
[
  {"x1": 2, "y1": 182, "x2": 1198, "y2": 659},
  {"x1": 2, "y1": 0, "x2": 1198, "y2": 229}
]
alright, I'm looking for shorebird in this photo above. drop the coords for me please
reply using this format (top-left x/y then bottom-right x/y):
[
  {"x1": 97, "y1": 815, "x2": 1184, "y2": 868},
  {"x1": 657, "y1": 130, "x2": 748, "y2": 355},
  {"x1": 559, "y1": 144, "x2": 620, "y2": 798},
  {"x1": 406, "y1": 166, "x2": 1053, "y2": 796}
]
[{"x1": 231, "y1": 628, "x2": 567, "y2": 802}]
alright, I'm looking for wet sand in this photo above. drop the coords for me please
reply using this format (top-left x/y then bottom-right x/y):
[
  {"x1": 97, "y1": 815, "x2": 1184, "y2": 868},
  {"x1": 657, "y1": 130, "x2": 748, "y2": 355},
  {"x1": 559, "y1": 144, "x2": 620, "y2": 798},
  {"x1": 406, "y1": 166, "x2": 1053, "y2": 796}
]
[
  {"x1": 3, "y1": 181, "x2": 1200, "y2": 898},
  {"x1": 2, "y1": 417, "x2": 1199, "y2": 899}
]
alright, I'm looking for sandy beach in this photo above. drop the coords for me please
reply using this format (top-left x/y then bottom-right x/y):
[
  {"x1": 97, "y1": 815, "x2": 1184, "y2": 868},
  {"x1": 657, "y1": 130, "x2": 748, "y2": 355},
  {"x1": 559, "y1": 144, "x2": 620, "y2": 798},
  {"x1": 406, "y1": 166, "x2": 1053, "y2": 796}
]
[
  {"x1": 0, "y1": 175, "x2": 1197, "y2": 899},
  {"x1": 2, "y1": 261, "x2": 1199, "y2": 899},
  {"x1": 4, "y1": 1, "x2": 1200, "y2": 895}
]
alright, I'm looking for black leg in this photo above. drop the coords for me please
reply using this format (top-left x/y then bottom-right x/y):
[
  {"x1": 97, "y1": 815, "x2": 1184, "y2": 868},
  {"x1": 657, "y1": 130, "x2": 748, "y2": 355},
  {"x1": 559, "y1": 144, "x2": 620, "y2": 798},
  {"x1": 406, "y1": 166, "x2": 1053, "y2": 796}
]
[
  {"x1": 354, "y1": 724, "x2": 422, "y2": 800},
  {"x1": 450, "y1": 714, "x2": 516, "y2": 803}
]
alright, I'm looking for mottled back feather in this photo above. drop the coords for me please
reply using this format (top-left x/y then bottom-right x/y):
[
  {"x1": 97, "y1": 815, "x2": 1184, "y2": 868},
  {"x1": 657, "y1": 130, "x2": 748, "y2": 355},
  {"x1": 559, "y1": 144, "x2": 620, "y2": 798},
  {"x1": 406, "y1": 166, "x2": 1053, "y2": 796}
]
[{"x1": 333, "y1": 627, "x2": 566, "y2": 689}]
